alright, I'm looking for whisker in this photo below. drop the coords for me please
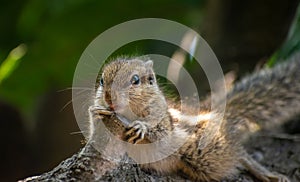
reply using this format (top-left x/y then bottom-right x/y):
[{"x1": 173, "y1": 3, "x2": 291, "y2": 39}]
[
  {"x1": 157, "y1": 83, "x2": 175, "y2": 85},
  {"x1": 57, "y1": 87, "x2": 94, "y2": 92},
  {"x1": 70, "y1": 131, "x2": 84, "y2": 135},
  {"x1": 87, "y1": 51, "x2": 102, "y2": 67},
  {"x1": 60, "y1": 99, "x2": 74, "y2": 112},
  {"x1": 60, "y1": 92, "x2": 94, "y2": 112}
]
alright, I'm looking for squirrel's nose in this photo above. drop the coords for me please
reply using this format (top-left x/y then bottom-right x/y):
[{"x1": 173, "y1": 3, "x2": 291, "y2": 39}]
[{"x1": 109, "y1": 104, "x2": 115, "y2": 110}]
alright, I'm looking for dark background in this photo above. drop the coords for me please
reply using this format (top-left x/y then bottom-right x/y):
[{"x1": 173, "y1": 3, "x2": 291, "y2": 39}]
[{"x1": 1, "y1": 0, "x2": 300, "y2": 181}]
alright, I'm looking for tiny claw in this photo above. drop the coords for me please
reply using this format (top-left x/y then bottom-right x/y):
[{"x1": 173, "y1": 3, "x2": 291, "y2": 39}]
[
  {"x1": 125, "y1": 120, "x2": 148, "y2": 144},
  {"x1": 134, "y1": 138, "x2": 144, "y2": 144},
  {"x1": 89, "y1": 105, "x2": 113, "y2": 116},
  {"x1": 98, "y1": 109, "x2": 113, "y2": 115},
  {"x1": 125, "y1": 128, "x2": 136, "y2": 136},
  {"x1": 127, "y1": 133, "x2": 140, "y2": 143},
  {"x1": 135, "y1": 129, "x2": 141, "y2": 136}
]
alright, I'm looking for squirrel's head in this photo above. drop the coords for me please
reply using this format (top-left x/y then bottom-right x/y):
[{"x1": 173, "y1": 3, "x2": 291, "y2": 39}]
[{"x1": 95, "y1": 58, "x2": 167, "y2": 120}]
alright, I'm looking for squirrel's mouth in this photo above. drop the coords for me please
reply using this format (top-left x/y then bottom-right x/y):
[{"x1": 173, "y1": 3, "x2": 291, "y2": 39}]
[
  {"x1": 108, "y1": 99, "x2": 128, "y2": 111},
  {"x1": 108, "y1": 103, "x2": 123, "y2": 111},
  {"x1": 109, "y1": 104, "x2": 116, "y2": 110}
]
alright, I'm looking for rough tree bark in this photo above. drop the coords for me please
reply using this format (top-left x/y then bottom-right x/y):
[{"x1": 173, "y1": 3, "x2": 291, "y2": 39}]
[{"x1": 20, "y1": 108, "x2": 300, "y2": 182}]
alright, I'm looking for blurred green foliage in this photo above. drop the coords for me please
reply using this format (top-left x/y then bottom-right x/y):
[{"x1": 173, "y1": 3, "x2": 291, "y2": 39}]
[
  {"x1": 268, "y1": 4, "x2": 300, "y2": 66},
  {"x1": 0, "y1": 0, "x2": 204, "y2": 124},
  {"x1": 1, "y1": 0, "x2": 299, "y2": 127}
]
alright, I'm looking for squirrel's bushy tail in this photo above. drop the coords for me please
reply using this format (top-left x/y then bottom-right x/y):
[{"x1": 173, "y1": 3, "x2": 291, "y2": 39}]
[{"x1": 224, "y1": 54, "x2": 300, "y2": 136}]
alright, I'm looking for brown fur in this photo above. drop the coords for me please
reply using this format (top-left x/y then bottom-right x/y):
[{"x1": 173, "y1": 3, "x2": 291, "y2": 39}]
[{"x1": 91, "y1": 55, "x2": 300, "y2": 181}]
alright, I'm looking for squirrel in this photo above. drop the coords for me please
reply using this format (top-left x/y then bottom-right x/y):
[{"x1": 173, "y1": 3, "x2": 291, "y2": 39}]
[{"x1": 88, "y1": 55, "x2": 300, "y2": 182}]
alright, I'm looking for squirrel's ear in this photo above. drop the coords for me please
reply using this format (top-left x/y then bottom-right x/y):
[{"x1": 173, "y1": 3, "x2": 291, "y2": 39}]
[{"x1": 145, "y1": 60, "x2": 153, "y2": 68}]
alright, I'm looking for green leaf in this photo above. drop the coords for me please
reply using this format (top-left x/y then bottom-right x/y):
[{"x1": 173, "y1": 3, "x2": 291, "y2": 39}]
[{"x1": 0, "y1": 44, "x2": 27, "y2": 85}]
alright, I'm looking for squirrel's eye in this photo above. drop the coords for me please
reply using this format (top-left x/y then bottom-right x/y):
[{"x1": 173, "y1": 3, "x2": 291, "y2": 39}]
[
  {"x1": 100, "y1": 78, "x2": 104, "y2": 86},
  {"x1": 130, "y1": 74, "x2": 140, "y2": 85}
]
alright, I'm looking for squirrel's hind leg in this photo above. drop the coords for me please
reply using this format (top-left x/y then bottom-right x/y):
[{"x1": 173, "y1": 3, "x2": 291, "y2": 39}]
[{"x1": 239, "y1": 153, "x2": 290, "y2": 182}]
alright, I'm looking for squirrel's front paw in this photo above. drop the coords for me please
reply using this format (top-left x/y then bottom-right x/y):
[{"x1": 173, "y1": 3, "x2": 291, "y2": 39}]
[
  {"x1": 89, "y1": 105, "x2": 113, "y2": 116},
  {"x1": 88, "y1": 105, "x2": 113, "y2": 122},
  {"x1": 125, "y1": 120, "x2": 148, "y2": 144}
]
